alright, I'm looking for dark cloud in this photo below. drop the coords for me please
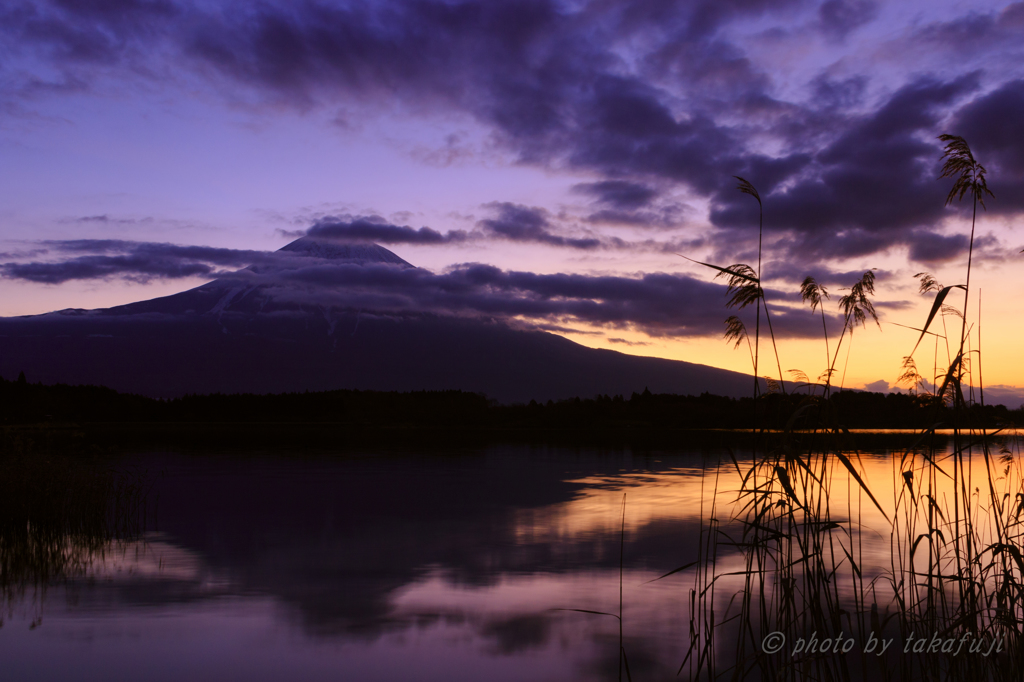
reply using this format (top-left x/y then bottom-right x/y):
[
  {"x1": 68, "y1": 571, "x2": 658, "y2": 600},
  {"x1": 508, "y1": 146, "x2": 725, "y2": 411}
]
[
  {"x1": 710, "y1": 76, "x2": 984, "y2": 261},
  {"x1": 910, "y1": 9, "x2": 1002, "y2": 54},
  {"x1": 533, "y1": 323, "x2": 601, "y2": 335},
  {"x1": 4, "y1": 0, "x2": 1023, "y2": 267},
  {"x1": 817, "y1": 0, "x2": 878, "y2": 39},
  {"x1": 52, "y1": 0, "x2": 176, "y2": 21},
  {"x1": 957, "y1": 79, "x2": 1024, "y2": 174},
  {"x1": 604, "y1": 0, "x2": 803, "y2": 39},
  {"x1": 2, "y1": 240, "x2": 285, "y2": 283},
  {"x1": 68, "y1": 215, "x2": 152, "y2": 225},
  {"x1": 953, "y1": 79, "x2": 1024, "y2": 213},
  {"x1": 643, "y1": 34, "x2": 774, "y2": 108},
  {"x1": 573, "y1": 180, "x2": 659, "y2": 209},
  {"x1": 564, "y1": 81, "x2": 759, "y2": 197},
  {"x1": 1, "y1": 237, "x2": 840, "y2": 340},
  {"x1": 762, "y1": 263, "x2": 892, "y2": 288},
  {"x1": 2, "y1": 256, "x2": 218, "y2": 284},
  {"x1": 607, "y1": 337, "x2": 650, "y2": 346},
  {"x1": 584, "y1": 208, "x2": 683, "y2": 229},
  {"x1": 0, "y1": 0, "x2": 780, "y2": 199},
  {"x1": 809, "y1": 74, "x2": 868, "y2": 110},
  {"x1": 905, "y1": 230, "x2": 969, "y2": 264},
  {"x1": 308, "y1": 217, "x2": 470, "y2": 245},
  {"x1": 306, "y1": 210, "x2": 610, "y2": 250},
  {"x1": 0, "y1": 247, "x2": 50, "y2": 260},
  {"x1": 478, "y1": 203, "x2": 600, "y2": 249},
  {"x1": 259, "y1": 259, "x2": 834, "y2": 339},
  {"x1": 1003, "y1": 2, "x2": 1024, "y2": 28},
  {"x1": 306, "y1": 209, "x2": 622, "y2": 251},
  {"x1": 573, "y1": 181, "x2": 690, "y2": 230},
  {"x1": 11, "y1": 219, "x2": 690, "y2": 281},
  {"x1": 2, "y1": 0, "x2": 175, "y2": 72}
]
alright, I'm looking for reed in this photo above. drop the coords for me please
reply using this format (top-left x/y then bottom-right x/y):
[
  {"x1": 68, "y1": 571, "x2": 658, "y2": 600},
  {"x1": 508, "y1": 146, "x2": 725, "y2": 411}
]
[
  {"x1": 680, "y1": 135, "x2": 1021, "y2": 681},
  {"x1": 0, "y1": 432, "x2": 150, "y2": 613}
]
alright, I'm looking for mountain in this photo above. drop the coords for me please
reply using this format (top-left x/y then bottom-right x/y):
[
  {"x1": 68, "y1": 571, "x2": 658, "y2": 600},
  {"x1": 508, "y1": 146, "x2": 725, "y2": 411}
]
[{"x1": 0, "y1": 238, "x2": 759, "y2": 403}]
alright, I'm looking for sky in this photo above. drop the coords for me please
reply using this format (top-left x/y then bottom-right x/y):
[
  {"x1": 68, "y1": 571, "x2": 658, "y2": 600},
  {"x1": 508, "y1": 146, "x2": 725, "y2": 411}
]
[{"x1": 2, "y1": 0, "x2": 1024, "y2": 398}]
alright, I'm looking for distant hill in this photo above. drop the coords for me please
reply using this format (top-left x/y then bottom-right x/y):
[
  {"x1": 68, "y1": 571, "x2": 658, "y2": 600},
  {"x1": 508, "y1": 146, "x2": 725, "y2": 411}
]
[
  {"x1": 0, "y1": 238, "x2": 759, "y2": 403},
  {"x1": 1, "y1": 375, "x2": 1019, "y2": 433}
]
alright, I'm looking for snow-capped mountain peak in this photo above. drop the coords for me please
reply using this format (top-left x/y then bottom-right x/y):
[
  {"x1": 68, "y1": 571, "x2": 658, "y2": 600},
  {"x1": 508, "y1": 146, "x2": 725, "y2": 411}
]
[{"x1": 278, "y1": 238, "x2": 412, "y2": 267}]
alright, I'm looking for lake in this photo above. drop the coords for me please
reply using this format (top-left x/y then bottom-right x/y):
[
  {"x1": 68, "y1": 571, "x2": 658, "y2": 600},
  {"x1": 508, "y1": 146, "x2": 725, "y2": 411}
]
[{"x1": 1, "y1": 433, "x2": 1019, "y2": 681}]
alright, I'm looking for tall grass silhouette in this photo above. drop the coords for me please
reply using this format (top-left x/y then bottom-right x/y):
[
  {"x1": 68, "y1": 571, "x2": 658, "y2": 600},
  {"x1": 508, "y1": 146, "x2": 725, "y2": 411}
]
[
  {"x1": 679, "y1": 135, "x2": 1021, "y2": 681},
  {"x1": 0, "y1": 436, "x2": 150, "y2": 617}
]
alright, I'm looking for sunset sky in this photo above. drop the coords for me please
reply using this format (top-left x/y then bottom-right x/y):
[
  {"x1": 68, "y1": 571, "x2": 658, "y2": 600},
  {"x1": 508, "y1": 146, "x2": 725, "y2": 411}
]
[{"x1": 2, "y1": 0, "x2": 1023, "y2": 398}]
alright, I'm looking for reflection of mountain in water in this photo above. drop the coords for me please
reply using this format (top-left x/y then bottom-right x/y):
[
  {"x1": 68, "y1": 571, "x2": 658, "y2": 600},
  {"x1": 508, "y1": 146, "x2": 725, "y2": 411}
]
[
  {"x1": 4, "y1": 449, "x2": 709, "y2": 681},
  {"x1": 84, "y1": 449, "x2": 710, "y2": 640},
  {"x1": 4, "y1": 443, "x2": 913, "y2": 682},
  {"x1": 0, "y1": 238, "x2": 755, "y2": 402}
]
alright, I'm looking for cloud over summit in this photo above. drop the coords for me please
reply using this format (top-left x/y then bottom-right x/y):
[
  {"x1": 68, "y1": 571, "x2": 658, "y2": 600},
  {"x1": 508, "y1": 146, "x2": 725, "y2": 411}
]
[{"x1": 2, "y1": 235, "x2": 841, "y2": 341}]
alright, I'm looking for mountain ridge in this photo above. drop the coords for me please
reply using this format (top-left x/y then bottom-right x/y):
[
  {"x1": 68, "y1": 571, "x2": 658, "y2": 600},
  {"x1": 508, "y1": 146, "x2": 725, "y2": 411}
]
[{"x1": 0, "y1": 239, "x2": 761, "y2": 403}]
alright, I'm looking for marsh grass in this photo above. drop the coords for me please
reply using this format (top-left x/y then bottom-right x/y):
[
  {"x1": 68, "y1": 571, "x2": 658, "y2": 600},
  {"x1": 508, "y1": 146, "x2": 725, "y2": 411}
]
[
  {"x1": 680, "y1": 136, "x2": 1022, "y2": 681},
  {"x1": 0, "y1": 433, "x2": 150, "y2": 618}
]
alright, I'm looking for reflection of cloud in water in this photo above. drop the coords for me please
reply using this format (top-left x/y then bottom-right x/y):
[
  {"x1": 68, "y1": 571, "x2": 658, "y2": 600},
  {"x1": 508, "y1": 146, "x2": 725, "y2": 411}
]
[
  {"x1": 121, "y1": 449, "x2": 720, "y2": 638},
  {"x1": 83, "y1": 533, "x2": 215, "y2": 584},
  {"x1": 0, "y1": 449, "x2": 712, "y2": 680},
  {"x1": 513, "y1": 465, "x2": 723, "y2": 545},
  {"x1": 9, "y1": 441, "x2": 1013, "y2": 681},
  {"x1": 389, "y1": 568, "x2": 690, "y2": 678}
]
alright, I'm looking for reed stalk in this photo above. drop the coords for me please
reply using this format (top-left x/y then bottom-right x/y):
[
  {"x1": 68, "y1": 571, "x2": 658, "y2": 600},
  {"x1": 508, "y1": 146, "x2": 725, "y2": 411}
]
[{"x1": 682, "y1": 137, "x2": 1020, "y2": 681}]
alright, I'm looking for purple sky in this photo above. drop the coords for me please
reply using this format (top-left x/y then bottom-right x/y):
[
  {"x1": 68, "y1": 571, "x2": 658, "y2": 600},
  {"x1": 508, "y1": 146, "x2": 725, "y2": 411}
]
[{"x1": 2, "y1": 0, "x2": 1023, "y2": 393}]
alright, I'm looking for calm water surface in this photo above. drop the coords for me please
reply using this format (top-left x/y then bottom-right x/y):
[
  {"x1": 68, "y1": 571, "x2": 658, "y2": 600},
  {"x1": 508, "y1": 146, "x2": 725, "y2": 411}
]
[{"x1": 1, "y1": 437, "x2": 1012, "y2": 681}]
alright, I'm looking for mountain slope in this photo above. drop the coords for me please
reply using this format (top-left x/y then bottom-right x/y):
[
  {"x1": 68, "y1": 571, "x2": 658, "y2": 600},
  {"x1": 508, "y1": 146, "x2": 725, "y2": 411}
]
[{"x1": 0, "y1": 239, "x2": 758, "y2": 402}]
